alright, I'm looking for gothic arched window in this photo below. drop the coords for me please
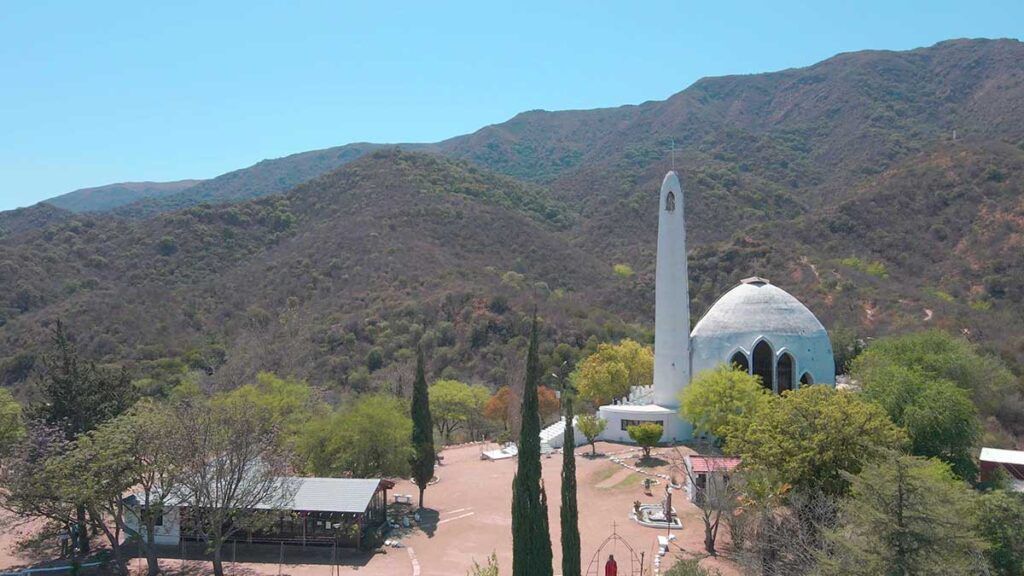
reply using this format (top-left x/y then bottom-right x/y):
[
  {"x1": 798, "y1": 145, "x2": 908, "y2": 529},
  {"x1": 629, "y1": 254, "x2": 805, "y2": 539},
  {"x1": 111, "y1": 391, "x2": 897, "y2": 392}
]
[
  {"x1": 752, "y1": 340, "x2": 774, "y2": 392},
  {"x1": 665, "y1": 191, "x2": 675, "y2": 212},
  {"x1": 800, "y1": 372, "x2": 814, "y2": 386},
  {"x1": 777, "y1": 353, "x2": 794, "y2": 394},
  {"x1": 730, "y1": 351, "x2": 749, "y2": 373}
]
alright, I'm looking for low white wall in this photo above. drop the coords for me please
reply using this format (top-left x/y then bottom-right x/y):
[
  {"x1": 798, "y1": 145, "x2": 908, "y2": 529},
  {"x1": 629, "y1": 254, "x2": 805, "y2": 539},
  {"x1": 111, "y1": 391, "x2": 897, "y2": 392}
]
[{"x1": 597, "y1": 405, "x2": 693, "y2": 444}]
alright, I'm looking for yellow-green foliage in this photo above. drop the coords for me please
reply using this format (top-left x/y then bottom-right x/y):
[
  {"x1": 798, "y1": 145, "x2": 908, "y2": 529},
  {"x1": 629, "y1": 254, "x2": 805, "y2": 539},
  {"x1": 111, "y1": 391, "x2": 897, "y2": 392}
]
[
  {"x1": 612, "y1": 263, "x2": 634, "y2": 278},
  {"x1": 839, "y1": 256, "x2": 889, "y2": 278},
  {"x1": 574, "y1": 339, "x2": 653, "y2": 405},
  {"x1": 681, "y1": 365, "x2": 772, "y2": 439}
]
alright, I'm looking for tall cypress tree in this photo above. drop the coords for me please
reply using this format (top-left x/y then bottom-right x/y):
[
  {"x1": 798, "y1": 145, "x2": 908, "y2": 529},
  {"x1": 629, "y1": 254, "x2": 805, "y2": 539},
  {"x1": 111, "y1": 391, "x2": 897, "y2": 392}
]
[
  {"x1": 410, "y1": 347, "x2": 435, "y2": 509},
  {"x1": 511, "y1": 315, "x2": 553, "y2": 576},
  {"x1": 560, "y1": 388, "x2": 581, "y2": 576}
]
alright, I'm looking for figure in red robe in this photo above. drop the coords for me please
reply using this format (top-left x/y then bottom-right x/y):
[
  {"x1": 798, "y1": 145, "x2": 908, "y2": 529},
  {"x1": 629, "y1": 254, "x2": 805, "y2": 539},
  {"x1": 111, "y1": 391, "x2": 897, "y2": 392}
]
[{"x1": 605, "y1": 554, "x2": 618, "y2": 576}]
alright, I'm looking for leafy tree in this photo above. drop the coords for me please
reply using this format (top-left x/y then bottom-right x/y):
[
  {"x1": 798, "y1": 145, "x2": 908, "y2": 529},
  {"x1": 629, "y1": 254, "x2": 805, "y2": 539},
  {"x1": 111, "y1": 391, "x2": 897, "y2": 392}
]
[
  {"x1": 0, "y1": 388, "x2": 24, "y2": 460},
  {"x1": 725, "y1": 386, "x2": 906, "y2": 496},
  {"x1": 511, "y1": 315, "x2": 553, "y2": 576},
  {"x1": 560, "y1": 383, "x2": 580, "y2": 576},
  {"x1": 537, "y1": 385, "x2": 561, "y2": 425},
  {"x1": 216, "y1": 372, "x2": 320, "y2": 450},
  {"x1": 819, "y1": 454, "x2": 986, "y2": 576},
  {"x1": 411, "y1": 349, "x2": 435, "y2": 508},
  {"x1": 574, "y1": 340, "x2": 653, "y2": 405},
  {"x1": 484, "y1": 385, "x2": 515, "y2": 431},
  {"x1": 576, "y1": 414, "x2": 606, "y2": 456},
  {"x1": 851, "y1": 330, "x2": 1017, "y2": 417},
  {"x1": 680, "y1": 365, "x2": 772, "y2": 440},
  {"x1": 32, "y1": 321, "x2": 138, "y2": 552},
  {"x1": 173, "y1": 397, "x2": 295, "y2": 576},
  {"x1": 627, "y1": 422, "x2": 663, "y2": 459},
  {"x1": 976, "y1": 491, "x2": 1024, "y2": 576},
  {"x1": 298, "y1": 394, "x2": 413, "y2": 478},
  {"x1": 430, "y1": 379, "x2": 490, "y2": 443},
  {"x1": 855, "y1": 363, "x2": 980, "y2": 479},
  {"x1": 0, "y1": 422, "x2": 75, "y2": 536}
]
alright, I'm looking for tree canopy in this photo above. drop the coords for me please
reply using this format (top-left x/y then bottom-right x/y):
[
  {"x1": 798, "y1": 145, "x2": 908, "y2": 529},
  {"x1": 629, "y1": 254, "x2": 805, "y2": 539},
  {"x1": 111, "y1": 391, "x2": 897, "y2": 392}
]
[
  {"x1": 627, "y1": 422, "x2": 663, "y2": 459},
  {"x1": 820, "y1": 454, "x2": 986, "y2": 576},
  {"x1": 724, "y1": 386, "x2": 906, "y2": 495},
  {"x1": 0, "y1": 388, "x2": 24, "y2": 459},
  {"x1": 298, "y1": 394, "x2": 413, "y2": 478},
  {"x1": 430, "y1": 379, "x2": 491, "y2": 443},
  {"x1": 680, "y1": 365, "x2": 772, "y2": 440},
  {"x1": 573, "y1": 340, "x2": 652, "y2": 405}
]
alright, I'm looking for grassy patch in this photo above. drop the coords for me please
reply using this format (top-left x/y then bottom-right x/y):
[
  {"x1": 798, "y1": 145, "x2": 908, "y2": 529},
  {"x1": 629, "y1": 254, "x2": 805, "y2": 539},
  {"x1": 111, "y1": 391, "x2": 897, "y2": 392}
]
[{"x1": 839, "y1": 256, "x2": 889, "y2": 278}]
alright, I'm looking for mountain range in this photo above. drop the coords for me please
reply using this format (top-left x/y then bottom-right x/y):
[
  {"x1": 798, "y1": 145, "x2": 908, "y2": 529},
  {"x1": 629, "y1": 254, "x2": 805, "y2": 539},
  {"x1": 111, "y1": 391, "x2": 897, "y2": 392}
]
[{"x1": 2, "y1": 38, "x2": 1022, "y2": 440}]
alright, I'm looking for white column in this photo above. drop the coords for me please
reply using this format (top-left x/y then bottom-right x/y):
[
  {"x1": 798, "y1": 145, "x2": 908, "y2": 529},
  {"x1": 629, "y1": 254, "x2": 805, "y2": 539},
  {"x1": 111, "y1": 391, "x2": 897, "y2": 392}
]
[{"x1": 652, "y1": 171, "x2": 690, "y2": 408}]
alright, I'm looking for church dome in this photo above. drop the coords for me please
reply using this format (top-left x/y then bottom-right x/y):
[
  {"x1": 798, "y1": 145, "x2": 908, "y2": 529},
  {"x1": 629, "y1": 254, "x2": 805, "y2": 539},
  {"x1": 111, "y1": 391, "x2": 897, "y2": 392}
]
[{"x1": 689, "y1": 277, "x2": 835, "y2": 391}]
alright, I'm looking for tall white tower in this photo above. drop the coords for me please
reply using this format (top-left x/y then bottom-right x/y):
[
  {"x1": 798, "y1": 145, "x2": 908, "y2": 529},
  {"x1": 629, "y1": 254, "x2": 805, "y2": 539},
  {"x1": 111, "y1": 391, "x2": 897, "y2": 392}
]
[{"x1": 652, "y1": 171, "x2": 690, "y2": 407}]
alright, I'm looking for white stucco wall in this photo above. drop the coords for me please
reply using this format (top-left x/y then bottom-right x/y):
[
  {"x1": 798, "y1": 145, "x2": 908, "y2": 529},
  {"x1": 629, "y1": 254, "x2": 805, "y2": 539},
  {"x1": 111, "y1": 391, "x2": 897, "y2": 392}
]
[
  {"x1": 125, "y1": 505, "x2": 181, "y2": 546},
  {"x1": 597, "y1": 404, "x2": 693, "y2": 443}
]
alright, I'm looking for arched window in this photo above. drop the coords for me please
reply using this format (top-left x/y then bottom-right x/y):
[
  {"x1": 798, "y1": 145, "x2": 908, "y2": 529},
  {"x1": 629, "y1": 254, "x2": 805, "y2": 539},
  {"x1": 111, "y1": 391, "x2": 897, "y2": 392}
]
[
  {"x1": 730, "y1": 351, "x2": 749, "y2": 373},
  {"x1": 665, "y1": 191, "x2": 675, "y2": 212},
  {"x1": 777, "y1": 353, "x2": 794, "y2": 394},
  {"x1": 752, "y1": 340, "x2": 774, "y2": 392},
  {"x1": 800, "y1": 372, "x2": 814, "y2": 386}
]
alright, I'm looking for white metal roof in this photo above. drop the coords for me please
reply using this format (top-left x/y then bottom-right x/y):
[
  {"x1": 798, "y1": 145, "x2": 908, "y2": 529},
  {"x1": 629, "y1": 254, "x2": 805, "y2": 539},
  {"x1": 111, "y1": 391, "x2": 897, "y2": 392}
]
[
  {"x1": 980, "y1": 447, "x2": 1024, "y2": 466},
  {"x1": 280, "y1": 477, "x2": 385, "y2": 514}
]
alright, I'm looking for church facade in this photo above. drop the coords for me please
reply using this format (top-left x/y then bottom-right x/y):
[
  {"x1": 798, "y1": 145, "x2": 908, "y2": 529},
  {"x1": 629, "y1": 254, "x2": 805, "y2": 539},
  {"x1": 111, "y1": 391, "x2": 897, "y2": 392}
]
[{"x1": 596, "y1": 171, "x2": 835, "y2": 444}]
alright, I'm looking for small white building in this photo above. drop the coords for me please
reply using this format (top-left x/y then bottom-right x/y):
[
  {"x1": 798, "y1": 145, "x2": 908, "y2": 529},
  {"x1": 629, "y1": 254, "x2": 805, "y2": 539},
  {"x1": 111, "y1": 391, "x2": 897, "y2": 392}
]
[{"x1": 683, "y1": 455, "x2": 741, "y2": 504}]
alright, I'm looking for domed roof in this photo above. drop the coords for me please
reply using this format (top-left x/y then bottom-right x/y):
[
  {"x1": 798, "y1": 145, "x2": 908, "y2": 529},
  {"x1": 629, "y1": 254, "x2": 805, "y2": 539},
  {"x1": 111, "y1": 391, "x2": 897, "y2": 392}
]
[{"x1": 691, "y1": 277, "x2": 828, "y2": 338}]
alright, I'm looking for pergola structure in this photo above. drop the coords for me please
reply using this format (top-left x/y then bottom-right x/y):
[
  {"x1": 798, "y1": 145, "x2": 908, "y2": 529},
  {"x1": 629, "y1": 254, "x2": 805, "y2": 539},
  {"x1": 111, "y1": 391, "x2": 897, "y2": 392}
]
[{"x1": 128, "y1": 477, "x2": 395, "y2": 549}]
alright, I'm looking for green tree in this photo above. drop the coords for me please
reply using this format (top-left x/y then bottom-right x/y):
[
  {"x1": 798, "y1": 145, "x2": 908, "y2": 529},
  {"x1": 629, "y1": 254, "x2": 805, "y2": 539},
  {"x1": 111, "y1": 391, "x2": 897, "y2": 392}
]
[
  {"x1": 430, "y1": 379, "x2": 490, "y2": 443},
  {"x1": 976, "y1": 491, "x2": 1024, "y2": 576},
  {"x1": 298, "y1": 394, "x2": 413, "y2": 477},
  {"x1": 819, "y1": 454, "x2": 986, "y2": 576},
  {"x1": 33, "y1": 321, "x2": 138, "y2": 552},
  {"x1": 411, "y1": 349, "x2": 435, "y2": 508},
  {"x1": 851, "y1": 330, "x2": 1017, "y2": 417},
  {"x1": 725, "y1": 386, "x2": 906, "y2": 496},
  {"x1": 574, "y1": 340, "x2": 653, "y2": 405},
  {"x1": 0, "y1": 388, "x2": 24, "y2": 460},
  {"x1": 511, "y1": 315, "x2": 553, "y2": 576},
  {"x1": 680, "y1": 365, "x2": 772, "y2": 440},
  {"x1": 856, "y1": 363, "x2": 980, "y2": 479},
  {"x1": 560, "y1": 385, "x2": 580, "y2": 576},
  {"x1": 216, "y1": 372, "x2": 320, "y2": 450},
  {"x1": 627, "y1": 422, "x2": 663, "y2": 459},
  {"x1": 576, "y1": 414, "x2": 606, "y2": 457},
  {"x1": 663, "y1": 558, "x2": 721, "y2": 576}
]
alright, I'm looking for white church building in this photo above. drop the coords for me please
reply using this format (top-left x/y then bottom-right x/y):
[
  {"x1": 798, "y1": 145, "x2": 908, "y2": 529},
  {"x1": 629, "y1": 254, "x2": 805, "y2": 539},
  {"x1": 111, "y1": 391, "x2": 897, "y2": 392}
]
[{"x1": 591, "y1": 171, "x2": 835, "y2": 444}]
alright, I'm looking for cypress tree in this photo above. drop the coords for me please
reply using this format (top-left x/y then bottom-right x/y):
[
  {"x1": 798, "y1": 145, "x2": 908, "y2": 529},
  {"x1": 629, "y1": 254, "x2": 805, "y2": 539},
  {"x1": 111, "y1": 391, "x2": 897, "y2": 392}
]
[
  {"x1": 560, "y1": 388, "x2": 581, "y2": 576},
  {"x1": 410, "y1": 347, "x2": 435, "y2": 509},
  {"x1": 511, "y1": 315, "x2": 553, "y2": 576}
]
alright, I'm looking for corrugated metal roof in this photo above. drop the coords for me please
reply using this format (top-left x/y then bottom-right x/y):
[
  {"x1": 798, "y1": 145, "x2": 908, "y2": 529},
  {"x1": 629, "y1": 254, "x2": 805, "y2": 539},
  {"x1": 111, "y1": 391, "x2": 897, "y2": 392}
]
[
  {"x1": 283, "y1": 477, "x2": 385, "y2": 513},
  {"x1": 980, "y1": 447, "x2": 1024, "y2": 466}
]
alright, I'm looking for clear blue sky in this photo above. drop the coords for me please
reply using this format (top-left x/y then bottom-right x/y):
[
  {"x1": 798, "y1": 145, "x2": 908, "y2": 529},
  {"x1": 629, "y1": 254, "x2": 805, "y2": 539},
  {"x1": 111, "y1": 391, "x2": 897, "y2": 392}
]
[{"x1": 1, "y1": 0, "x2": 1021, "y2": 210}]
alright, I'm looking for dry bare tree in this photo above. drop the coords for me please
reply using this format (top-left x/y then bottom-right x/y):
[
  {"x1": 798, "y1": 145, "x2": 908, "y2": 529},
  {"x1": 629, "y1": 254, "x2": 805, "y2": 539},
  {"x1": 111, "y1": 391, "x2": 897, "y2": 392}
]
[{"x1": 172, "y1": 397, "x2": 297, "y2": 576}]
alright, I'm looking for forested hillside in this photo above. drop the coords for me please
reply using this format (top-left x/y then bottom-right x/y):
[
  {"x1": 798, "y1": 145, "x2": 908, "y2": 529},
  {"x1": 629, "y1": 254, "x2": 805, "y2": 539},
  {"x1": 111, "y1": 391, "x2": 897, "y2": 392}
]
[{"x1": 3, "y1": 38, "x2": 1023, "y2": 416}]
